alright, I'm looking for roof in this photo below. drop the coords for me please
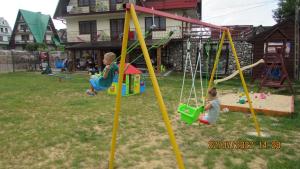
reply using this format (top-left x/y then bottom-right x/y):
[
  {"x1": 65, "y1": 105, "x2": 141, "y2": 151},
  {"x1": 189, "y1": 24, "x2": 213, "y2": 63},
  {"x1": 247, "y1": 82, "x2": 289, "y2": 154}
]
[
  {"x1": 19, "y1": 9, "x2": 50, "y2": 43},
  {"x1": 121, "y1": 63, "x2": 142, "y2": 74},
  {"x1": 54, "y1": 0, "x2": 70, "y2": 19},
  {"x1": 0, "y1": 17, "x2": 11, "y2": 27},
  {"x1": 248, "y1": 20, "x2": 294, "y2": 42}
]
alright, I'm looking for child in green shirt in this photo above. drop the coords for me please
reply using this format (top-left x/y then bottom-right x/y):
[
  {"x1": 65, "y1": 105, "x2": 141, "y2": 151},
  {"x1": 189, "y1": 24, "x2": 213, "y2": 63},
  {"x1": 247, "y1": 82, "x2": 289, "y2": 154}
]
[{"x1": 86, "y1": 52, "x2": 118, "y2": 96}]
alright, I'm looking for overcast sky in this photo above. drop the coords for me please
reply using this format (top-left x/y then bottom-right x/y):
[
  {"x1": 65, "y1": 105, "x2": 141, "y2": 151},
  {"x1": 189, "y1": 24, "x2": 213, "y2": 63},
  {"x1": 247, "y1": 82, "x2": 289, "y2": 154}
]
[{"x1": 0, "y1": 0, "x2": 278, "y2": 30}]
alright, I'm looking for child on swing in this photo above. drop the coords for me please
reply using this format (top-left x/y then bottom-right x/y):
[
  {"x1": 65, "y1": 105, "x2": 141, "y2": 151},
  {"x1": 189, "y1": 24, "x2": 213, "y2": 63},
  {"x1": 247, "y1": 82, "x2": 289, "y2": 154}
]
[
  {"x1": 199, "y1": 87, "x2": 221, "y2": 125},
  {"x1": 86, "y1": 52, "x2": 118, "y2": 96}
]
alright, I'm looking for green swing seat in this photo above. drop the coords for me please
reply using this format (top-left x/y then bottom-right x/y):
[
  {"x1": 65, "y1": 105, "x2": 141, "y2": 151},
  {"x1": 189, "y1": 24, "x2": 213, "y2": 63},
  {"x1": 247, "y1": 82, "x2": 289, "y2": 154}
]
[{"x1": 178, "y1": 104, "x2": 204, "y2": 125}]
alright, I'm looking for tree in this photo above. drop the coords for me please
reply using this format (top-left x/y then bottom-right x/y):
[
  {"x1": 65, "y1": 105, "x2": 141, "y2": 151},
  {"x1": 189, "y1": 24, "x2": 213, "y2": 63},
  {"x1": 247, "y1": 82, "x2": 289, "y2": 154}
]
[
  {"x1": 25, "y1": 43, "x2": 48, "y2": 52},
  {"x1": 273, "y1": 0, "x2": 300, "y2": 23}
]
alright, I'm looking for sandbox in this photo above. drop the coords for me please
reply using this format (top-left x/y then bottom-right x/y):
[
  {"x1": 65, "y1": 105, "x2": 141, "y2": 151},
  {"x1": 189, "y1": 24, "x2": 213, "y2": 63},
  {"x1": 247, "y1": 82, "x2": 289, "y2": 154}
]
[{"x1": 219, "y1": 93, "x2": 294, "y2": 116}]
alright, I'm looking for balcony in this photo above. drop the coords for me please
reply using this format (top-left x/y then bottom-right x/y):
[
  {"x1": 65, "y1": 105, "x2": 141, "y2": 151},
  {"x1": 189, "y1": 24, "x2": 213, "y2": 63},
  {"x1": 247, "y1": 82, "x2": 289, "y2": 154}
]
[
  {"x1": 67, "y1": 26, "x2": 183, "y2": 43},
  {"x1": 15, "y1": 40, "x2": 34, "y2": 44},
  {"x1": 16, "y1": 29, "x2": 30, "y2": 33},
  {"x1": 66, "y1": 0, "x2": 128, "y2": 15}
]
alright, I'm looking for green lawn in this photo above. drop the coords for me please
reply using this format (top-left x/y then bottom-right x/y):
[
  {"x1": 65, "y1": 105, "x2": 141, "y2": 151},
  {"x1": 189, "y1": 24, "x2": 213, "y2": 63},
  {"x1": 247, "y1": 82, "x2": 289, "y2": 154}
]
[{"x1": 0, "y1": 72, "x2": 299, "y2": 169}]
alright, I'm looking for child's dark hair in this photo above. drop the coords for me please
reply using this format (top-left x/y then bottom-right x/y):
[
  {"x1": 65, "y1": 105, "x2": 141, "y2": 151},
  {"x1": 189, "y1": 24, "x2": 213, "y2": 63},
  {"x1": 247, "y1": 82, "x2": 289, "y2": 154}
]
[{"x1": 208, "y1": 87, "x2": 217, "y2": 97}]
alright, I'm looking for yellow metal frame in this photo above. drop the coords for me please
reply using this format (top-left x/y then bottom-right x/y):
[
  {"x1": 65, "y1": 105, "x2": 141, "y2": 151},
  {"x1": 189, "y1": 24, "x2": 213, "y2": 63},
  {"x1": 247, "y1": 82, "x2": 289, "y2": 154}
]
[
  {"x1": 207, "y1": 30, "x2": 261, "y2": 136},
  {"x1": 109, "y1": 5, "x2": 185, "y2": 169},
  {"x1": 109, "y1": 5, "x2": 261, "y2": 169}
]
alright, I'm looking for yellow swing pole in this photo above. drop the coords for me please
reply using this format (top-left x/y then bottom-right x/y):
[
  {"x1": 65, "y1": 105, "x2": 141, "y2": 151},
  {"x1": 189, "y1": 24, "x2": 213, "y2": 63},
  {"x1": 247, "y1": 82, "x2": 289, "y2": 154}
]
[
  {"x1": 207, "y1": 31, "x2": 226, "y2": 90},
  {"x1": 130, "y1": 4, "x2": 185, "y2": 169},
  {"x1": 109, "y1": 10, "x2": 131, "y2": 169},
  {"x1": 226, "y1": 29, "x2": 261, "y2": 136}
]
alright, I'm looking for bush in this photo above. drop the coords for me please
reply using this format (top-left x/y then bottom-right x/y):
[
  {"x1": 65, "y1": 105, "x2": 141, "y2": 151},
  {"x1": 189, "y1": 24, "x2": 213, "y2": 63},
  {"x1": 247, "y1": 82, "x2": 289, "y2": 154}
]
[{"x1": 25, "y1": 43, "x2": 48, "y2": 52}]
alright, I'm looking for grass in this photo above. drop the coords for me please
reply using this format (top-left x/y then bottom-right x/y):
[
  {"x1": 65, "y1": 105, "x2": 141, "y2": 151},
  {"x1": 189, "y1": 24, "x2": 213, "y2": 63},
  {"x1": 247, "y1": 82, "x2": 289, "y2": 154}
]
[{"x1": 0, "y1": 72, "x2": 299, "y2": 169}]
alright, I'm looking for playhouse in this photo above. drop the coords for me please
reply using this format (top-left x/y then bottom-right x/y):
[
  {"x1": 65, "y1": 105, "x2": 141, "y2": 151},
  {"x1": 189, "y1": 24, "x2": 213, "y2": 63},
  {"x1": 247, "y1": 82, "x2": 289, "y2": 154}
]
[{"x1": 108, "y1": 63, "x2": 145, "y2": 96}]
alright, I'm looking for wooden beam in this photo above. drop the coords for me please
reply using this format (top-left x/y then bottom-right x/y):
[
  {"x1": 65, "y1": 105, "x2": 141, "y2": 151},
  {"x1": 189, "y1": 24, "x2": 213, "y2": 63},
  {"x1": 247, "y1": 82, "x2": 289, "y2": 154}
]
[
  {"x1": 157, "y1": 47, "x2": 161, "y2": 73},
  {"x1": 125, "y1": 4, "x2": 227, "y2": 31}
]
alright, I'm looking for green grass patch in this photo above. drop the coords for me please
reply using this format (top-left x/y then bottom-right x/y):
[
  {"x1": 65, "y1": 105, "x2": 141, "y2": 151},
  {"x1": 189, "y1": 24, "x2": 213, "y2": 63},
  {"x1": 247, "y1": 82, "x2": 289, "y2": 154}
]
[{"x1": 0, "y1": 72, "x2": 299, "y2": 168}]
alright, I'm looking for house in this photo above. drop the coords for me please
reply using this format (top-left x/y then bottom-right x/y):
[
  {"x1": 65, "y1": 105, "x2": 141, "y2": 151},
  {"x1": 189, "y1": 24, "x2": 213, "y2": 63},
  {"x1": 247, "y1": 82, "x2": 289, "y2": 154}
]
[
  {"x1": 0, "y1": 17, "x2": 12, "y2": 49},
  {"x1": 9, "y1": 9, "x2": 61, "y2": 50},
  {"x1": 249, "y1": 19, "x2": 300, "y2": 80},
  {"x1": 53, "y1": 0, "x2": 201, "y2": 72}
]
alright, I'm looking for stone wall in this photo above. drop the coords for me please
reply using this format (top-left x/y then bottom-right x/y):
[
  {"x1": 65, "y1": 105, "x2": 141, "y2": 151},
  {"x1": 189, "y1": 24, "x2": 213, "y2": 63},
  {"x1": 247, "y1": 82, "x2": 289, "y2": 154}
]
[
  {"x1": 166, "y1": 41, "x2": 184, "y2": 71},
  {"x1": 165, "y1": 39, "x2": 253, "y2": 76},
  {"x1": 227, "y1": 41, "x2": 253, "y2": 75}
]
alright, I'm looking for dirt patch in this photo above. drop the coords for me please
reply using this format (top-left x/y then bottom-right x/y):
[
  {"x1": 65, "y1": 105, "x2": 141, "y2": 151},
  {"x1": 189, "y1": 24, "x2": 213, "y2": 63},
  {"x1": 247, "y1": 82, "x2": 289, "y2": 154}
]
[
  {"x1": 231, "y1": 157, "x2": 243, "y2": 165},
  {"x1": 133, "y1": 160, "x2": 171, "y2": 169},
  {"x1": 93, "y1": 125, "x2": 104, "y2": 133},
  {"x1": 214, "y1": 158, "x2": 225, "y2": 169},
  {"x1": 248, "y1": 156, "x2": 267, "y2": 169}
]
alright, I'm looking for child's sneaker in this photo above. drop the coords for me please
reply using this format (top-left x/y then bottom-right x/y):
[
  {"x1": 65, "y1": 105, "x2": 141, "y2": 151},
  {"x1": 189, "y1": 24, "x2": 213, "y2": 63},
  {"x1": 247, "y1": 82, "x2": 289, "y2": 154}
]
[{"x1": 86, "y1": 89, "x2": 95, "y2": 96}]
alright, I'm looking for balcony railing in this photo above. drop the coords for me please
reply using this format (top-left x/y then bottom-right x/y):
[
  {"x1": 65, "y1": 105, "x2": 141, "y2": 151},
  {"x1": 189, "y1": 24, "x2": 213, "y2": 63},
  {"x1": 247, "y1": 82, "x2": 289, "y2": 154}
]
[
  {"x1": 67, "y1": 26, "x2": 183, "y2": 43},
  {"x1": 15, "y1": 40, "x2": 34, "y2": 44},
  {"x1": 66, "y1": 0, "x2": 129, "y2": 14},
  {"x1": 16, "y1": 29, "x2": 30, "y2": 33}
]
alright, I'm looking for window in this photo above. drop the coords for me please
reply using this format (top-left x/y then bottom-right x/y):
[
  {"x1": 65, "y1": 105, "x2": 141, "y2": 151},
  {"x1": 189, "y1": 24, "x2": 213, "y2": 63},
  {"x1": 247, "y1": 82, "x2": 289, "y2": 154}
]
[
  {"x1": 78, "y1": 0, "x2": 89, "y2": 7},
  {"x1": 110, "y1": 19, "x2": 124, "y2": 40},
  {"x1": 21, "y1": 34, "x2": 29, "y2": 41},
  {"x1": 5, "y1": 28, "x2": 8, "y2": 33},
  {"x1": 0, "y1": 36, "x2": 3, "y2": 41},
  {"x1": 264, "y1": 42, "x2": 291, "y2": 58},
  {"x1": 145, "y1": 17, "x2": 166, "y2": 31},
  {"x1": 79, "y1": 21, "x2": 96, "y2": 34},
  {"x1": 0, "y1": 28, "x2": 3, "y2": 32},
  {"x1": 20, "y1": 24, "x2": 27, "y2": 31}
]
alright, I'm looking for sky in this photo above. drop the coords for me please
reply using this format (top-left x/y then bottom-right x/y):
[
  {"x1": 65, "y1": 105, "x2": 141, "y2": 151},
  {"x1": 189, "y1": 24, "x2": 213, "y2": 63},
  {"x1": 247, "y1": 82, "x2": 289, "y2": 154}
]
[{"x1": 0, "y1": 0, "x2": 279, "y2": 30}]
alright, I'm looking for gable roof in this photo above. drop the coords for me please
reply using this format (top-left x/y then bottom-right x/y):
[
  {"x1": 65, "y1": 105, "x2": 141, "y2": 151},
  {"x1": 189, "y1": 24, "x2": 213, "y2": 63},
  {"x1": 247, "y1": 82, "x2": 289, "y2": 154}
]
[
  {"x1": 119, "y1": 63, "x2": 142, "y2": 74},
  {"x1": 54, "y1": 0, "x2": 70, "y2": 19},
  {"x1": 248, "y1": 20, "x2": 294, "y2": 42},
  {"x1": 19, "y1": 9, "x2": 50, "y2": 43}
]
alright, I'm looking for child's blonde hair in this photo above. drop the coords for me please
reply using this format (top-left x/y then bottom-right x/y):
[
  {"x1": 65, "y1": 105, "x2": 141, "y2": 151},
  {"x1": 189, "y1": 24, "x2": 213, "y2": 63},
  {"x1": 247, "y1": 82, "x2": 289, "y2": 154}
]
[{"x1": 104, "y1": 52, "x2": 116, "y2": 61}]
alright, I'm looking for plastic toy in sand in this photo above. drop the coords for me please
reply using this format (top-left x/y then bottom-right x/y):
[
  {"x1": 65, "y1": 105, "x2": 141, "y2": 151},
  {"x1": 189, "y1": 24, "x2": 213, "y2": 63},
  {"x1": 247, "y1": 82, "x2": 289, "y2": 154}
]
[{"x1": 254, "y1": 93, "x2": 268, "y2": 100}]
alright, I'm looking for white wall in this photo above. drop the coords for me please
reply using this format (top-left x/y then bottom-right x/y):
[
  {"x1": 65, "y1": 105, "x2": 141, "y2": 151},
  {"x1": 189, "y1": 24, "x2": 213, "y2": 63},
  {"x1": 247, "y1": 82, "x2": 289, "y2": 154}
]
[
  {"x1": 29, "y1": 35, "x2": 34, "y2": 41},
  {"x1": 3, "y1": 36, "x2": 9, "y2": 41},
  {"x1": 66, "y1": 9, "x2": 184, "y2": 42},
  {"x1": 46, "y1": 35, "x2": 52, "y2": 41},
  {"x1": 15, "y1": 35, "x2": 21, "y2": 41}
]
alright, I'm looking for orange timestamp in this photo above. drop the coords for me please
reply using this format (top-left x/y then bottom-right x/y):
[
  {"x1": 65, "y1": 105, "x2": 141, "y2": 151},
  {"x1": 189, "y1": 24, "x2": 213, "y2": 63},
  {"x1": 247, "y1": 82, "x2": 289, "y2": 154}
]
[{"x1": 208, "y1": 140, "x2": 281, "y2": 149}]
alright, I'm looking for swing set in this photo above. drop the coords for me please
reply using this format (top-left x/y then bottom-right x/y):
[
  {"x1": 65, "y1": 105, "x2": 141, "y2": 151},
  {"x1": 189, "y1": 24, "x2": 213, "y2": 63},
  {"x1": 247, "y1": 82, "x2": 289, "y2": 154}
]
[{"x1": 108, "y1": 4, "x2": 261, "y2": 169}]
